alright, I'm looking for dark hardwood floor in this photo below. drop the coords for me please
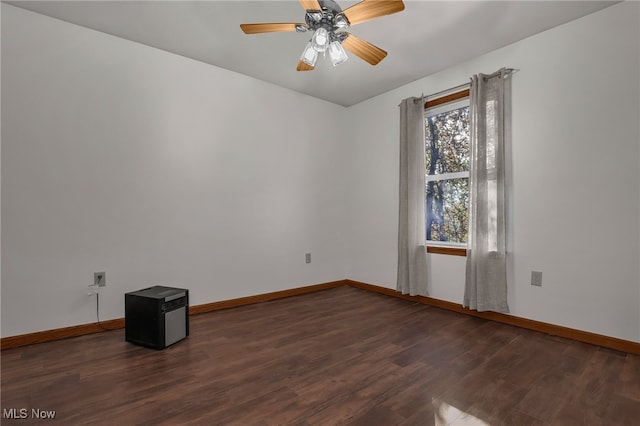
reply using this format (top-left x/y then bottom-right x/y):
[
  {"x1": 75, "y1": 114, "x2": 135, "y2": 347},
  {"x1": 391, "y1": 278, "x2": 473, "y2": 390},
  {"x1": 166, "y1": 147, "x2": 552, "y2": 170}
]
[{"x1": 1, "y1": 286, "x2": 639, "y2": 425}]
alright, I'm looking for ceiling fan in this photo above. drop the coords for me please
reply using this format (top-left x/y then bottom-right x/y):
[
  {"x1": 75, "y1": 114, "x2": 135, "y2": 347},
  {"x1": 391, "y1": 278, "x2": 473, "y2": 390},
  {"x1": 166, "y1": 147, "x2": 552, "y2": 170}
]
[{"x1": 240, "y1": 0, "x2": 405, "y2": 71}]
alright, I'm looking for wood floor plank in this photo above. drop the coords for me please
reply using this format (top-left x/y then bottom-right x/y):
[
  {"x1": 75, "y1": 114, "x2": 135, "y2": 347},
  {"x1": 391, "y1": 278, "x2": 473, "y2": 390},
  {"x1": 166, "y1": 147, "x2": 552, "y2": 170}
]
[
  {"x1": 2, "y1": 286, "x2": 639, "y2": 425},
  {"x1": 618, "y1": 354, "x2": 640, "y2": 402}
]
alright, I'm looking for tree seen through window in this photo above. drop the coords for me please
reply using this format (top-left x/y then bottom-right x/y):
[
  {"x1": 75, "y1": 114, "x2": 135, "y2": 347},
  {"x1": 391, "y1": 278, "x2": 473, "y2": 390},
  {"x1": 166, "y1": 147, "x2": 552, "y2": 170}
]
[{"x1": 425, "y1": 104, "x2": 470, "y2": 244}]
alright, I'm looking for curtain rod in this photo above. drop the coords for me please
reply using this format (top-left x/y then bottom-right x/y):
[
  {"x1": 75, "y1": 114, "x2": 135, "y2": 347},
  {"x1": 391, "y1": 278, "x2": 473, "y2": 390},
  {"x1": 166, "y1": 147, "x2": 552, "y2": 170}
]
[
  {"x1": 400, "y1": 68, "x2": 518, "y2": 107},
  {"x1": 400, "y1": 83, "x2": 469, "y2": 107},
  {"x1": 423, "y1": 68, "x2": 518, "y2": 100},
  {"x1": 424, "y1": 82, "x2": 470, "y2": 100}
]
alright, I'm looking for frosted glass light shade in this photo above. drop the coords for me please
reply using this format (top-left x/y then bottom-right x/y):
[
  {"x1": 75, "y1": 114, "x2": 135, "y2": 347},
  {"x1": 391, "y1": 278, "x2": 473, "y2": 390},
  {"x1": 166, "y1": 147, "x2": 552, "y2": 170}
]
[
  {"x1": 300, "y1": 42, "x2": 318, "y2": 67},
  {"x1": 328, "y1": 41, "x2": 348, "y2": 66},
  {"x1": 311, "y1": 28, "x2": 329, "y2": 52}
]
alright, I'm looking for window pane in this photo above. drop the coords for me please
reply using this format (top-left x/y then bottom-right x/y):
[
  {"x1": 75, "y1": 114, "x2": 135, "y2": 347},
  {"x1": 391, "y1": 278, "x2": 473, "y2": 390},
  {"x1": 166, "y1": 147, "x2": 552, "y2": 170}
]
[
  {"x1": 425, "y1": 106, "x2": 470, "y2": 175},
  {"x1": 426, "y1": 178, "x2": 469, "y2": 244},
  {"x1": 425, "y1": 102, "x2": 470, "y2": 245}
]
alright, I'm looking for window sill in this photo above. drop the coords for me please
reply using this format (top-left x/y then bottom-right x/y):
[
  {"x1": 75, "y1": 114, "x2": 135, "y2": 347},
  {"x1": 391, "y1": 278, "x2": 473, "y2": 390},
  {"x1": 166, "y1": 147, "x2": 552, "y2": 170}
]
[{"x1": 426, "y1": 246, "x2": 467, "y2": 257}]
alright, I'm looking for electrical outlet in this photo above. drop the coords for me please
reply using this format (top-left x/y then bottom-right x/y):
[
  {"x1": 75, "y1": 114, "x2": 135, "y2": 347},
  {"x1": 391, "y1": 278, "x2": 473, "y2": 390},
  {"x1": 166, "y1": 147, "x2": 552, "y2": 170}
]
[
  {"x1": 531, "y1": 271, "x2": 542, "y2": 287},
  {"x1": 305, "y1": 253, "x2": 311, "y2": 264},
  {"x1": 94, "y1": 271, "x2": 106, "y2": 287}
]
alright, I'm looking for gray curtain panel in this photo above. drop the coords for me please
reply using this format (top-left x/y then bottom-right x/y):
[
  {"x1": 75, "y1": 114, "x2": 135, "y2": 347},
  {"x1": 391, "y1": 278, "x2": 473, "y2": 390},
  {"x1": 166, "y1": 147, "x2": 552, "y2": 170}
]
[
  {"x1": 464, "y1": 68, "x2": 512, "y2": 312},
  {"x1": 397, "y1": 97, "x2": 428, "y2": 296}
]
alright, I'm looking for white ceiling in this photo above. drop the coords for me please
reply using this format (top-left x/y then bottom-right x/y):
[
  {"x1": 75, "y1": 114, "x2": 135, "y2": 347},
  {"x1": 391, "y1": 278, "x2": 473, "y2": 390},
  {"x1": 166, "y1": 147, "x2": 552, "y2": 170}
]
[{"x1": 6, "y1": 0, "x2": 619, "y2": 106}]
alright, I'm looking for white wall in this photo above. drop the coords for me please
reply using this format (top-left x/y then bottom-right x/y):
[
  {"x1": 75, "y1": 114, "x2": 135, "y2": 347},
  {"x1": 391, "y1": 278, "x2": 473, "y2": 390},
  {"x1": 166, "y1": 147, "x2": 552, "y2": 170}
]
[
  {"x1": 1, "y1": 4, "x2": 349, "y2": 337},
  {"x1": 345, "y1": 1, "x2": 640, "y2": 342}
]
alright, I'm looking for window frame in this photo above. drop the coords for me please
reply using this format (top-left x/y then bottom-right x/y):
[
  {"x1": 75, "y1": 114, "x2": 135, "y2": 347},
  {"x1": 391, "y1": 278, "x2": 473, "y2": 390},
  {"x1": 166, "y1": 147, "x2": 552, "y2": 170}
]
[{"x1": 424, "y1": 89, "x2": 470, "y2": 257}]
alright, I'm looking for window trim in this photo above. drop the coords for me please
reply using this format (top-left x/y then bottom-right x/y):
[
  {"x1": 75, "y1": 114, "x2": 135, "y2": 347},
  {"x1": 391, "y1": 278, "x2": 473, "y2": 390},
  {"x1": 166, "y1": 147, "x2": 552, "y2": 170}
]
[
  {"x1": 426, "y1": 246, "x2": 467, "y2": 257},
  {"x1": 424, "y1": 88, "x2": 470, "y2": 110},
  {"x1": 424, "y1": 88, "x2": 471, "y2": 256}
]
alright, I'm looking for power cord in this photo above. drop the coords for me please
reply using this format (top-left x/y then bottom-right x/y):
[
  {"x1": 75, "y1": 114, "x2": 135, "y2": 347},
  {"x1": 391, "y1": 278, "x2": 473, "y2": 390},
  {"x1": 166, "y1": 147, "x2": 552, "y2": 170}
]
[{"x1": 89, "y1": 285, "x2": 117, "y2": 331}]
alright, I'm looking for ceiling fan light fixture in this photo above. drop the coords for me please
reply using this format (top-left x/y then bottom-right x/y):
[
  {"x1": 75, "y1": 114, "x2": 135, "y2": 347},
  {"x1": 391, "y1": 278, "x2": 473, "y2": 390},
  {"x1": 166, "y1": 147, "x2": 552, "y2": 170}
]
[
  {"x1": 328, "y1": 41, "x2": 348, "y2": 66},
  {"x1": 300, "y1": 42, "x2": 318, "y2": 67},
  {"x1": 311, "y1": 27, "x2": 330, "y2": 52},
  {"x1": 240, "y1": 0, "x2": 406, "y2": 71}
]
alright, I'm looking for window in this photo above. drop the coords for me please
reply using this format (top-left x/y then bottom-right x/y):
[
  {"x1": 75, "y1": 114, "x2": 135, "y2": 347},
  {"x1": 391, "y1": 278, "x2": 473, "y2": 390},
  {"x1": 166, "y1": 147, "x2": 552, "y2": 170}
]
[{"x1": 424, "y1": 91, "x2": 470, "y2": 247}]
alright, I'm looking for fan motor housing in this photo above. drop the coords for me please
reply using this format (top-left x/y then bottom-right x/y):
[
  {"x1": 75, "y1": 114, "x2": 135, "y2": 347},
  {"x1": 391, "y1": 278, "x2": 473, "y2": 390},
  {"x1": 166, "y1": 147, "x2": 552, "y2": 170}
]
[
  {"x1": 304, "y1": 0, "x2": 347, "y2": 37},
  {"x1": 319, "y1": 0, "x2": 342, "y2": 14}
]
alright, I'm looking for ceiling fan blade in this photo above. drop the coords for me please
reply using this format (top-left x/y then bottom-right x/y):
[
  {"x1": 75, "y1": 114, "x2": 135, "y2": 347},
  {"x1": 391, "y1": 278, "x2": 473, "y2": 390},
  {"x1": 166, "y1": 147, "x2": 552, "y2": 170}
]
[
  {"x1": 342, "y1": 0, "x2": 405, "y2": 26},
  {"x1": 299, "y1": 0, "x2": 322, "y2": 11},
  {"x1": 240, "y1": 23, "x2": 302, "y2": 34},
  {"x1": 342, "y1": 33, "x2": 387, "y2": 65},
  {"x1": 297, "y1": 61, "x2": 315, "y2": 71}
]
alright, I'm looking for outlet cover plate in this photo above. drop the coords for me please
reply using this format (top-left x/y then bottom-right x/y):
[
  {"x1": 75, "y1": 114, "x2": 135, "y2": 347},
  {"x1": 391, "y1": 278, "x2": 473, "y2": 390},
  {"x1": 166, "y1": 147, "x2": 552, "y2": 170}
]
[
  {"x1": 94, "y1": 272, "x2": 106, "y2": 287},
  {"x1": 531, "y1": 271, "x2": 542, "y2": 287}
]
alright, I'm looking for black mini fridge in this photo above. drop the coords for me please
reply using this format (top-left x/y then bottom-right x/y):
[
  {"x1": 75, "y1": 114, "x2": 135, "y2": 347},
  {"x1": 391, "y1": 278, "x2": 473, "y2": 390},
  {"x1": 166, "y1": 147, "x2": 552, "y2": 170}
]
[{"x1": 125, "y1": 286, "x2": 189, "y2": 349}]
